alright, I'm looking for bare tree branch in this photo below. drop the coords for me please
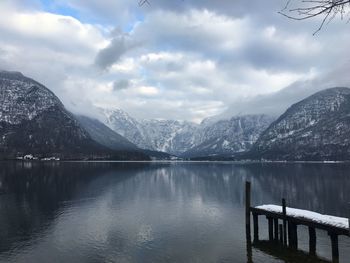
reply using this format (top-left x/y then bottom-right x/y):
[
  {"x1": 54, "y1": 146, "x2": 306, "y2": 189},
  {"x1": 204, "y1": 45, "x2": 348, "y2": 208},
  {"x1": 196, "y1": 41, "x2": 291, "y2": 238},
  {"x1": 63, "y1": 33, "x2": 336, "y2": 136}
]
[
  {"x1": 280, "y1": 0, "x2": 350, "y2": 34},
  {"x1": 138, "y1": 0, "x2": 349, "y2": 34}
]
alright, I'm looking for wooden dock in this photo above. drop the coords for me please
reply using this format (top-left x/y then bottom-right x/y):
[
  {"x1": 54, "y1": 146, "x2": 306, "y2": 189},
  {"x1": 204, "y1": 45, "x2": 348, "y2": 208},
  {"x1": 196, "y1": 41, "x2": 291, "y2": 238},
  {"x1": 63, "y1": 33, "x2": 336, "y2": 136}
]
[{"x1": 245, "y1": 181, "x2": 350, "y2": 262}]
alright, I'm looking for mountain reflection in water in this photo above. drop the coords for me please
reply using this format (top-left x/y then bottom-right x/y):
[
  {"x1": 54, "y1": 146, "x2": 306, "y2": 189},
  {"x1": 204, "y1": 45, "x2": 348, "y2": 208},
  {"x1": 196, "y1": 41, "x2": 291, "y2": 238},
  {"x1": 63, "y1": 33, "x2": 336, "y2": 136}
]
[{"x1": 0, "y1": 162, "x2": 349, "y2": 263}]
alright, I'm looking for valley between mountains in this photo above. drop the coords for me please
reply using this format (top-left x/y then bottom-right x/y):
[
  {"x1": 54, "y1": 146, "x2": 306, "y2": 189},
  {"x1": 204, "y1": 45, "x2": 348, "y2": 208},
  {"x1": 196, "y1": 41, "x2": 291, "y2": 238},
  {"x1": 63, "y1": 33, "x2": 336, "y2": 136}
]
[{"x1": 1, "y1": 70, "x2": 350, "y2": 161}]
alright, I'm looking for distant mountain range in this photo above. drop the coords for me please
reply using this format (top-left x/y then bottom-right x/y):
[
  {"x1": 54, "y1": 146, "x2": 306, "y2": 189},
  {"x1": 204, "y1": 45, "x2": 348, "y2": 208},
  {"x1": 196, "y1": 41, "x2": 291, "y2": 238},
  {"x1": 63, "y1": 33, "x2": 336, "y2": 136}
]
[
  {"x1": 101, "y1": 108, "x2": 198, "y2": 155},
  {"x1": 2, "y1": 70, "x2": 350, "y2": 161},
  {"x1": 100, "y1": 108, "x2": 274, "y2": 157}
]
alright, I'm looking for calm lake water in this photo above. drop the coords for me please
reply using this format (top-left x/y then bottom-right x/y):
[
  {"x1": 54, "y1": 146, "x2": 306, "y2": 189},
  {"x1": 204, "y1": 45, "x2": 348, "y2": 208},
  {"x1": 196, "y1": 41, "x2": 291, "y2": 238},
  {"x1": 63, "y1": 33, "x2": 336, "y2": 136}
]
[{"x1": 0, "y1": 161, "x2": 349, "y2": 263}]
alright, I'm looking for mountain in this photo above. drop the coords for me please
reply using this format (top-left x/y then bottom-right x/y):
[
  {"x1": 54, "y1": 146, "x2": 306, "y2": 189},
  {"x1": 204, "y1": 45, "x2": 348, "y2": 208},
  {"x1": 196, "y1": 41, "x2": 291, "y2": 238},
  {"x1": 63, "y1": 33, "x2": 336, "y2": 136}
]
[
  {"x1": 77, "y1": 114, "x2": 176, "y2": 159},
  {"x1": 249, "y1": 87, "x2": 350, "y2": 161},
  {"x1": 0, "y1": 71, "x2": 149, "y2": 160},
  {"x1": 181, "y1": 115, "x2": 274, "y2": 158},
  {"x1": 138, "y1": 119, "x2": 198, "y2": 155},
  {"x1": 100, "y1": 108, "x2": 274, "y2": 158},
  {"x1": 102, "y1": 108, "x2": 152, "y2": 150},
  {"x1": 101, "y1": 108, "x2": 198, "y2": 155},
  {"x1": 76, "y1": 115, "x2": 139, "y2": 151},
  {"x1": 76, "y1": 115, "x2": 173, "y2": 160}
]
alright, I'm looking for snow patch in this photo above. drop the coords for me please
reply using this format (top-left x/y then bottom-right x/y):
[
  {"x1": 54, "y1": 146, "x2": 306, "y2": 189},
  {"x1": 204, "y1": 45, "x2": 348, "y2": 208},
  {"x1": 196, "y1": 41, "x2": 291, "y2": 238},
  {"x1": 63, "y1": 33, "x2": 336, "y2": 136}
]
[{"x1": 256, "y1": 204, "x2": 349, "y2": 229}]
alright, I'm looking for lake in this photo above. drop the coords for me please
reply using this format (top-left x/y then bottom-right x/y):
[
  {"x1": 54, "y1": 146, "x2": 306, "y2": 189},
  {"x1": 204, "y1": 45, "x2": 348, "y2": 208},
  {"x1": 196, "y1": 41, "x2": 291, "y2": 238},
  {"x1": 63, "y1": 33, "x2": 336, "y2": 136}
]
[{"x1": 0, "y1": 161, "x2": 349, "y2": 263}]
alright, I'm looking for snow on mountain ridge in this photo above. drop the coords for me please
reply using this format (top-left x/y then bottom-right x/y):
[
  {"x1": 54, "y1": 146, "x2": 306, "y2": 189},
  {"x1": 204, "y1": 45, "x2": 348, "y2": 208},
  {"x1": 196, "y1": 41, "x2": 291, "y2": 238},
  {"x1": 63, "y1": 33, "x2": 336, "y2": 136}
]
[
  {"x1": 182, "y1": 114, "x2": 275, "y2": 158},
  {"x1": 99, "y1": 107, "x2": 200, "y2": 155},
  {"x1": 0, "y1": 70, "x2": 140, "y2": 159},
  {"x1": 0, "y1": 71, "x2": 62, "y2": 124},
  {"x1": 250, "y1": 87, "x2": 350, "y2": 160},
  {"x1": 100, "y1": 107, "x2": 274, "y2": 157}
]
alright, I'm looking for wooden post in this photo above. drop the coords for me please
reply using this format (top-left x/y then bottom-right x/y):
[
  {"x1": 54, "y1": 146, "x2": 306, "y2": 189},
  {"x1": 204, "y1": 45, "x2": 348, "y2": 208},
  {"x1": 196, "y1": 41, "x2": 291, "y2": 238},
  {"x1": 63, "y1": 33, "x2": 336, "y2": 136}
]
[
  {"x1": 245, "y1": 181, "x2": 251, "y2": 238},
  {"x1": 288, "y1": 221, "x2": 292, "y2": 247},
  {"x1": 279, "y1": 224, "x2": 283, "y2": 243},
  {"x1": 282, "y1": 198, "x2": 287, "y2": 245},
  {"x1": 274, "y1": 218, "x2": 279, "y2": 241},
  {"x1": 267, "y1": 216, "x2": 274, "y2": 241},
  {"x1": 329, "y1": 233, "x2": 339, "y2": 262},
  {"x1": 253, "y1": 213, "x2": 259, "y2": 242},
  {"x1": 348, "y1": 202, "x2": 350, "y2": 236},
  {"x1": 293, "y1": 224, "x2": 298, "y2": 249},
  {"x1": 288, "y1": 222, "x2": 298, "y2": 249},
  {"x1": 308, "y1": 227, "x2": 316, "y2": 255}
]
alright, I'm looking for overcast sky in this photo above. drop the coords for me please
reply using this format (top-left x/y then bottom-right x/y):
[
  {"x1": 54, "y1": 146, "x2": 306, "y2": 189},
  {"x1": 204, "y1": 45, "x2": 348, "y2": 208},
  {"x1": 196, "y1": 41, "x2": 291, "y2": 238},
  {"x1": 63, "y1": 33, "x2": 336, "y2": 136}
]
[{"x1": 1, "y1": 0, "x2": 350, "y2": 122}]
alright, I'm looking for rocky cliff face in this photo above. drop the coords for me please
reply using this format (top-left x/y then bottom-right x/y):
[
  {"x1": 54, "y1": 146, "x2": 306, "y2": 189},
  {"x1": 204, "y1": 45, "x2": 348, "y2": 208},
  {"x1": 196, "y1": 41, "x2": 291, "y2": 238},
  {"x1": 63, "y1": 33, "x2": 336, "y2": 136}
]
[{"x1": 249, "y1": 87, "x2": 350, "y2": 161}]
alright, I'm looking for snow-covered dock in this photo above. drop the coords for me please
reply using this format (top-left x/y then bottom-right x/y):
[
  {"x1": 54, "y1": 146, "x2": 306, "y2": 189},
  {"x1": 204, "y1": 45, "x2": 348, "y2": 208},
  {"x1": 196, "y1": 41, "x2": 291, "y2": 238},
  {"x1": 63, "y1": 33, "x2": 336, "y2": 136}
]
[
  {"x1": 245, "y1": 181, "x2": 350, "y2": 262},
  {"x1": 255, "y1": 205, "x2": 349, "y2": 230}
]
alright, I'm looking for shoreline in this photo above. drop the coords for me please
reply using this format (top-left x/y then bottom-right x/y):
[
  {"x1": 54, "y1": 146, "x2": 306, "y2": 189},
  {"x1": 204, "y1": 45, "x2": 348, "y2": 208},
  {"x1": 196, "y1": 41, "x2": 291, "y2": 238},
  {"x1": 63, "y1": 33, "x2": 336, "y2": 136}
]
[{"x1": 3, "y1": 159, "x2": 350, "y2": 164}]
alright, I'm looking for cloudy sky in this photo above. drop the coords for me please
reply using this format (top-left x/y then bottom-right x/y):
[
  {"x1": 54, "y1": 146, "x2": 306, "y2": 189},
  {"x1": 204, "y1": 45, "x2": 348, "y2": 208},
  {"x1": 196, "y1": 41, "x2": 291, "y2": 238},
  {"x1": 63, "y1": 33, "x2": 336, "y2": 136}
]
[{"x1": 1, "y1": 0, "x2": 350, "y2": 122}]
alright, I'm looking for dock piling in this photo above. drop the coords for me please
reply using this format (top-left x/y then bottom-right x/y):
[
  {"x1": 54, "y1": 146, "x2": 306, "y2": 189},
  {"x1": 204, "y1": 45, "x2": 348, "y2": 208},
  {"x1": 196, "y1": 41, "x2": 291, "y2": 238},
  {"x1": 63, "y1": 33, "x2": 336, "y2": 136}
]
[
  {"x1": 279, "y1": 224, "x2": 283, "y2": 243},
  {"x1": 329, "y1": 232, "x2": 339, "y2": 262},
  {"x1": 348, "y1": 202, "x2": 350, "y2": 236},
  {"x1": 282, "y1": 198, "x2": 287, "y2": 245},
  {"x1": 308, "y1": 227, "x2": 316, "y2": 255},
  {"x1": 274, "y1": 218, "x2": 279, "y2": 241},
  {"x1": 288, "y1": 222, "x2": 298, "y2": 249},
  {"x1": 253, "y1": 213, "x2": 259, "y2": 242},
  {"x1": 267, "y1": 216, "x2": 274, "y2": 241},
  {"x1": 245, "y1": 181, "x2": 251, "y2": 238}
]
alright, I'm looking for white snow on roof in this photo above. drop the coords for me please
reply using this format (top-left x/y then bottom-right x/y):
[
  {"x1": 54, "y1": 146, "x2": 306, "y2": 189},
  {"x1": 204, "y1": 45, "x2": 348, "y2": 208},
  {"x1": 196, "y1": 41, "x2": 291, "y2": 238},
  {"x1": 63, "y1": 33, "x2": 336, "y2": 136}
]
[{"x1": 256, "y1": 204, "x2": 349, "y2": 229}]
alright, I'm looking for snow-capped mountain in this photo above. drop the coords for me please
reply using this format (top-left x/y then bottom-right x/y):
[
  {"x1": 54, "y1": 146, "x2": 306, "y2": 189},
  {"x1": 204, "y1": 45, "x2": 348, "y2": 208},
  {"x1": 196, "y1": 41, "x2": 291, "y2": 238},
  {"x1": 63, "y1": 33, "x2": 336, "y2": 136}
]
[
  {"x1": 101, "y1": 108, "x2": 199, "y2": 155},
  {"x1": 182, "y1": 115, "x2": 274, "y2": 158},
  {"x1": 100, "y1": 107, "x2": 274, "y2": 157},
  {"x1": 0, "y1": 71, "x2": 60, "y2": 124},
  {"x1": 249, "y1": 87, "x2": 350, "y2": 161},
  {"x1": 139, "y1": 119, "x2": 198, "y2": 155},
  {"x1": 102, "y1": 108, "x2": 151, "y2": 150},
  {"x1": 0, "y1": 71, "x2": 148, "y2": 160}
]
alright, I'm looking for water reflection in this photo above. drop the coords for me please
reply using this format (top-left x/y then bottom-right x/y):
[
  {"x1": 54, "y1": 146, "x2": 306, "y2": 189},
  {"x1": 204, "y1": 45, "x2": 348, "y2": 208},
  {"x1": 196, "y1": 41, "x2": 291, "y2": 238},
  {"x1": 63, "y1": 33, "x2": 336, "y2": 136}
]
[
  {"x1": 0, "y1": 162, "x2": 349, "y2": 262},
  {"x1": 251, "y1": 241, "x2": 332, "y2": 263}
]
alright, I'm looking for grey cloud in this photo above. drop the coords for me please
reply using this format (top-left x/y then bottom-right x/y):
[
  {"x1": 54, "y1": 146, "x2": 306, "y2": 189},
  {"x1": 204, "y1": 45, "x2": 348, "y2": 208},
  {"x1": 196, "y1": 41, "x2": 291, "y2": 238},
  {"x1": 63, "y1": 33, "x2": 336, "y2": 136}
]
[
  {"x1": 0, "y1": 48, "x2": 6, "y2": 57},
  {"x1": 133, "y1": 9, "x2": 325, "y2": 75},
  {"x1": 95, "y1": 33, "x2": 139, "y2": 69},
  {"x1": 113, "y1": 79, "x2": 131, "y2": 91},
  {"x1": 2, "y1": 0, "x2": 350, "y2": 122}
]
